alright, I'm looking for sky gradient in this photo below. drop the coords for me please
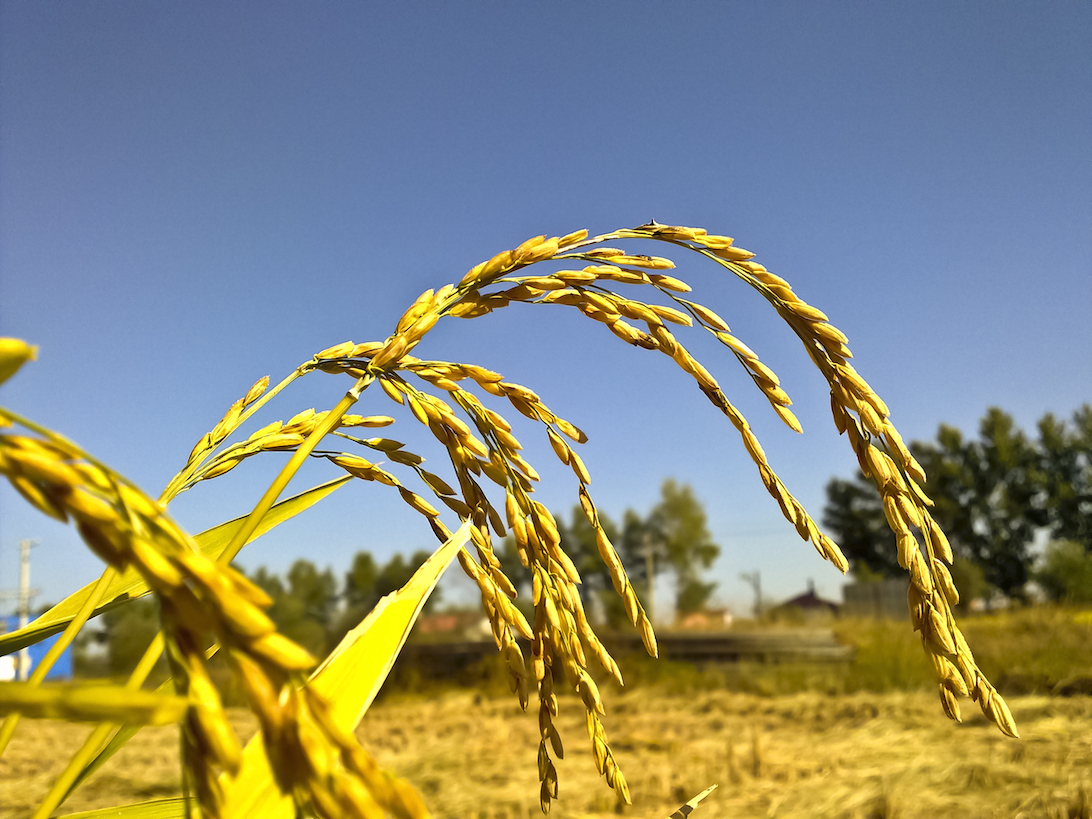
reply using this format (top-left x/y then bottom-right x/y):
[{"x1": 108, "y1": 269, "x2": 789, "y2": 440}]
[{"x1": 1, "y1": 2, "x2": 1090, "y2": 618}]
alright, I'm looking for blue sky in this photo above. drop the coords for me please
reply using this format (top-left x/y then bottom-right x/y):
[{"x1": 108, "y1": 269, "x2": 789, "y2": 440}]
[{"x1": 1, "y1": 2, "x2": 1089, "y2": 619}]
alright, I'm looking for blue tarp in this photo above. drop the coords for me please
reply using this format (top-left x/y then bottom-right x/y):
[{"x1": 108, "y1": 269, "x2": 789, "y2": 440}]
[{"x1": 1, "y1": 615, "x2": 73, "y2": 680}]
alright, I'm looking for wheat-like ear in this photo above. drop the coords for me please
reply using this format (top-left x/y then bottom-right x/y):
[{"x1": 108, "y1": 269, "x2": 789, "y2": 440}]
[
  {"x1": 0, "y1": 426, "x2": 429, "y2": 819},
  {"x1": 245, "y1": 224, "x2": 1014, "y2": 808},
  {"x1": 0, "y1": 221, "x2": 1015, "y2": 818}
]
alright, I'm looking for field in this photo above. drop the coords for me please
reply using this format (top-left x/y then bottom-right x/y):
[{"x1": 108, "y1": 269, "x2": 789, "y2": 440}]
[{"x1": 2, "y1": 689, "x2": 1090, "y2": 819}]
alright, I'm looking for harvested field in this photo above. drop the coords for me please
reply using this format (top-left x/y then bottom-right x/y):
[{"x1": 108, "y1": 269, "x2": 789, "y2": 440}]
[{"x1": 2, "y1": 691, "x2": 1089, "y2": 818}]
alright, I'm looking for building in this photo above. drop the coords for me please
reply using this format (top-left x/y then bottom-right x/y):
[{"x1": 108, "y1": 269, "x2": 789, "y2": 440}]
[
  {"x1": 769, "y1": 580, "x2": 840, "y2": 623},
  {"x1": 675, "y1": 608, "x2": 733, "y2": 631},
  {"x1": 0, "y1": 616, "x2": 73, "y2": 681}
]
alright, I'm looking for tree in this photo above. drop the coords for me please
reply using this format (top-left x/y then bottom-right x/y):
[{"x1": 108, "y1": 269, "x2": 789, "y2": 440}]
[
  {"x1": 374, "y1": 550, "x2": 437, "y2": 604},
  {"x1": 343, "y1": 551, "x2": 379, "y2": 612},
  {"x1": 499, "y1": 506, "x2": 629, "y2": 626},
  {"x1": 249, "y1": 560, "x2": 337, "y2": 657},
  {"x1": 915, "y1": 409, "x2": 1045, "y2": 597},
  {"x1": 824, "y1": 405, "x2": 1092, "y2": 599},
  {"x1": 1034, "y1": 540, "x2": 1092, "y2": 603},
  {"x1": 646, "y1": 479, "x2": 720, "y2": 613},
  {"x1": 498, "y1": 479, "x2": 720, "y2": 626},
  {"x1": 821, "y1": 473, "x2": 898, "y2": 579},
  {"x1": 286, "y1": 560, "x2": 338, "y2": 627},
  {"x1": 100, "y1": 597, "x2": 165, "y2": 675},
  {"x1": 330, "y1": 549, "x2": 439, "y2": 646},
  {"x1": 1037, "y1": 406, "x2": 1092, "y2": 551}
]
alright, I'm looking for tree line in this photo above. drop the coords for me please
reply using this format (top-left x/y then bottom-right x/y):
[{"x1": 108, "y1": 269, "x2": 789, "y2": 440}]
[
  {"x1": 81, "y1": 401, "x2": 1090, "y2": 677},
  {"x1": 89, "y1": 547, "x2": 439, "y2": 674},
  {"x1": 823, "y1": 404, "x2": 1092, "y2": 603},
  {"x1": 88, "y1": 478, "x2": 722, "y2": 674}
]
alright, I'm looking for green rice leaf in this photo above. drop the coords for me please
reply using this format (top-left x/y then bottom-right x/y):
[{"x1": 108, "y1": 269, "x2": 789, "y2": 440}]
[
  {"x1": 0, "y1": 477, "x2": 350, "y2": 656},
  {"x1": 220, "y1": 520, "x2": 472, "y2": 818}
]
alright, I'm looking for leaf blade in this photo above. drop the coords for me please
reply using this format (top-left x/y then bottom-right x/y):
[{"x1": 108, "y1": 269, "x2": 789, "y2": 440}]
[
  {"x1": 220, "y1": 520, "x2": 472, "y2": 818},
  {"x1": 58, "y1": 797, "x2": 187, "y2": 819},
  {"x1": 0, "y1": 682, "x2": 187, "y2": 725}
]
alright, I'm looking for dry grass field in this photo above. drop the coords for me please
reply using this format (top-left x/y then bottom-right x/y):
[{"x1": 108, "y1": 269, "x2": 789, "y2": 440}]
[{"x1": 2, "y1": 690, "x2": 1089, "y2": 819}]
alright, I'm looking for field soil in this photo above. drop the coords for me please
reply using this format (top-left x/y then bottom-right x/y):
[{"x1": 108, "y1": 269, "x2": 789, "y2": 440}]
[{"x1": 1, "y1": 690, "x2": 1089, "y2": 819}]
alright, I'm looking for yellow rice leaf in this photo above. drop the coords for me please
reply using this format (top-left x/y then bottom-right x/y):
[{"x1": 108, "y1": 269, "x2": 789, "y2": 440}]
[
  {"x1": 220, "y1": 520, "x2": 472, "y2": 819},
  {"x1": 0, "y1": 477, "x2": 351, "y2": 656},
  {"x1": 57, "y1": 797, "x2": 187, "y2": 818},
  {"x1": 669, "y1": 784, "x2": 718, "y2": 818},
  {"x1": 64, "y1": 646, "x2": 222, "y2": 801},
  {"x1": 0, "y1": 682, "x2": 187, "y2": 725}
]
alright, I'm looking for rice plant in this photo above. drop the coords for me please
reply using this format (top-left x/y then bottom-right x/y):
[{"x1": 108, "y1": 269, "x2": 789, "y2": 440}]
[{"x1": 0, "y1": 223, "x2": 1017, "y2": 818}]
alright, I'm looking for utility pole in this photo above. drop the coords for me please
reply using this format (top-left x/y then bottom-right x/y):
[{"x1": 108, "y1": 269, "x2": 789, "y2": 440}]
[
  {"x1": 739, "y1": 571, "x2": 762, "y2": 619},
  {"x1": 18, "y1": 539, "x2": 40, "y2": 681}
]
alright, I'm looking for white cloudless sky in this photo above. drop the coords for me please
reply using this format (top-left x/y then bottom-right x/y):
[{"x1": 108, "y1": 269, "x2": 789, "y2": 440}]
[{"x1": 1, "y1": 2, "x2": 1089, "y2": 619}]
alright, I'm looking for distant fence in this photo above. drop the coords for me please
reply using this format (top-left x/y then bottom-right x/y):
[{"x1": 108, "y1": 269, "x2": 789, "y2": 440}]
[
  {"x1": 842, "y1": 579, "x2": 909, "y2": 619},
  {"x1": 399, "y1": 628, "x2": 853, "y2": 680}
]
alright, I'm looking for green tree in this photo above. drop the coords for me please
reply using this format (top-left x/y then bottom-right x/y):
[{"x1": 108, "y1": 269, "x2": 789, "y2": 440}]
[
  {"x1": 1034, "y1": 540, "x2": 1092, "y2": 603},
  {"x1": 249, "y1": 560, "x2": 337, "y2": 657},
  {"x1": 286, "y1": 560, "x2": 338, "y2": 627},
  {"x1": 329, "y1": 549, "x2": 439, "y2": 646},
  {"x1": 824, "y1": 409, "x2": 1038, "y2": 596},
  {"x1": 100, "y1": 597, "x2": 165, "y2": 675},
  {"x1": 500, "y1": 480, "x2": 720, "y2": 625},
  {"x1": 344, "y1": 551, "x2": 379, "y2": 611},
  {"x1": 647, "y1": 479, "x2": 720, "y2": 613},
  {"x1": 1036, "y1": 406, "x2": 1092, "y2": 551},
  {"x1": 500, "y1": 507, "x2": 628, "y2": 626},
  {"x1": 822, "y1": 472, "x2": 899, "y2": 579},
  {"x1": 915, "y1": 409, "x2": 1045, "y2": 597},
  {"x1": 824, "y1": 405, "x2": 1092, "y2": 600},
  {"x1": 374, "y1": 550, "x2": 437, "y2": 603}
]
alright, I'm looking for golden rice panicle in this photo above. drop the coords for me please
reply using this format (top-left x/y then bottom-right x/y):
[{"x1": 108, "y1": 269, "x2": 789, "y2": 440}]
[
  {"x1": 575, "y1": 485, "x2": 657, "y2": 658},
  {"x1": 587, "y1": 710, "x2": 631, "y2": 805},
  {"x1": 458, "y1": 233, "x2": 563, "y2": 290},
  {"x1": 665, "y1": 350, "x2": 848, "y2": 574},
  {"x1": 627, "y1": 228, "x2": 1011, "y2": 736},
  {"x1": 180, "y1": 403, "x2": 385, "y2": 492},
  {"x1": 536, "y1": 665, "x2": 561, "y2": 813},
  {"x1": 0, "y1": 337, "x2": 37, "y2": 385},
  {"x1": 710, "y1": 330, "x2": 800, "y2": 429},
  {"x1": 1, "y1": 421, "x2": 429, "y2": 818},
  {"x1": 456, "y1": 542, "x2": 535, "y2": 709},
  {"x1": 459, "y1": 404, "x2": 638, "y2": 803},
  {"x1": 839, "y1": 402, "x2": 1013, "y2": 734},
  {"x1": 185, "y1": 374, "x2": 273, "y2": 469}
]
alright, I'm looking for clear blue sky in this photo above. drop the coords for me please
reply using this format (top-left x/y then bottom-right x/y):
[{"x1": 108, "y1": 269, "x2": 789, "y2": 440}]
[{"x1": 1, "y1": 2, "x2": 1089, "y2": 619}]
